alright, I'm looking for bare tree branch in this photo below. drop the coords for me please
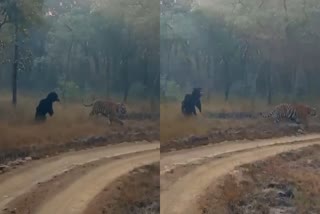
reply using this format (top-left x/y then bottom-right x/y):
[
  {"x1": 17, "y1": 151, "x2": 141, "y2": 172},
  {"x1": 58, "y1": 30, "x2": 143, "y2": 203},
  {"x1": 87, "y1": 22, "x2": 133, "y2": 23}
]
[
  {"x1": 283, "y1": 0, "x2": 288, "y2": 21},
  {"x1": 166, "y1": 23, "x2": 173, "y2": 30},
  {"x1": 0, "y1": 14, "x2": 8, "y2": 29},
  {"x1": 258, "y1": 0, "x2": 265, "y2": 8},
  {"x1": 231, "y1": 0, "x2": 244, "y2": 12},
  {"x1": 302, "y1": 0, "x2": 308, "y2": 22},
  {"x1": 64, "y1": 23, "x2": 73, "y2": 32}
]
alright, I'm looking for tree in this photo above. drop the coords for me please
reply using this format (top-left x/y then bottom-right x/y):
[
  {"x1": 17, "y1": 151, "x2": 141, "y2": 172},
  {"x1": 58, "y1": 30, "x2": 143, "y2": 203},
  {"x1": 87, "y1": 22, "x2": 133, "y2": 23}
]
[
  {"x1": 0, "y1": 0, "x2": 43, "y2": 105},
  {"x1": 160, "y1": 0, "x2": 320, "y2": 106}
]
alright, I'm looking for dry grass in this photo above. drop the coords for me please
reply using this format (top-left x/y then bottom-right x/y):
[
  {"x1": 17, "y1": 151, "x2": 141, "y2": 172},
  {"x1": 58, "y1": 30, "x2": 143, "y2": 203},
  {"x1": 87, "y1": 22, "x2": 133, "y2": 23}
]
[
  {"x1": 160, "y1": 98, "x2": 268, "y2": 142},
  {"x1": 161, "y1": 97, "x2": 320, "y2": 142},
  {"x1": 200, "y1": 174, "x2": 251, "y2": 214},
  {"x1": 0, "y1": 93, "x2": 156, "y2": 150},
  {"x1": 84, "y1": 163, "x2": 160, "y2": 214},
  {"x1": 200, "y1": 145, "x2": 320, "y2": 214}
]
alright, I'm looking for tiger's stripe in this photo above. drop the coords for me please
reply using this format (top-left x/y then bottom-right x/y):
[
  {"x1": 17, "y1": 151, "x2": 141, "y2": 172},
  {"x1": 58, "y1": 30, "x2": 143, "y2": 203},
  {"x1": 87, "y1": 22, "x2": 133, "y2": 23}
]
[
  {"x1": 260, "y1": 103, "x2": 317, "y2": 129},
  {"x1": 83, "y1": 100, "x2": 127, "y2": 125}
]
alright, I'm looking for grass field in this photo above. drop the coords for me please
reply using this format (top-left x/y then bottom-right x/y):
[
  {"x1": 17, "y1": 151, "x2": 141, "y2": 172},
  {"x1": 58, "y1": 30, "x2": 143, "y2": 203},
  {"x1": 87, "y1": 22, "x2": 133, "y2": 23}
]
[
  {"x1": 160, "y1": 96, "x2": 320, "y2": 142},
  {"x1": 0, "y1": 92, "x2": 158, "y2": 151},
  {"x1": 160, "y1": 98, "x2": 268, "y2": 142},
  {"x1": 199, "y1": 145, "x2": 320, "y2": 213}
]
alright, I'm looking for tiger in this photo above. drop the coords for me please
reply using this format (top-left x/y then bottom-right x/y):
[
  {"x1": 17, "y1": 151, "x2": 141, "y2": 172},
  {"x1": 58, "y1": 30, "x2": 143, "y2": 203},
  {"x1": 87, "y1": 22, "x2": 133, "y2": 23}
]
[
  {"x1": 83, "y1": 100, "x2": 127, "y2": 125},
  {"x1": 260, "y1": 103, "x2": 317, "y2": 129}
]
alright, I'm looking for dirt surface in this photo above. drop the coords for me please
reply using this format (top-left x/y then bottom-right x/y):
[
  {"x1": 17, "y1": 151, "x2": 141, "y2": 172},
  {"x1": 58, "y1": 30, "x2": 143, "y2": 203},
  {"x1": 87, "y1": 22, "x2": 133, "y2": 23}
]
[
  {"x1": 2, "y1": 151, "x2": 152, "y2": 214},
  {"x1": 160, "y1": 134, "x2": 320, "y2": 174},
  {"x1": 119, "y1": 112, "x2": 160, "y2": 120},
  {"x1": 36, "y1": 150, "x2": 158, "y2": 214},
  {"x1": 84, "y1": 163, "x2": 160, "y2": 214},
  {"x1": 160, "y1": 135, "x2": 320, "y2": 214},
  {"x1": 161, "y1": 122, "x2": 320, "y2": 153},
  {"x1": 200, "y1": 144, "x2": 320, "y2": 214},
  {"x1": 0, "y1": 141, "x2": 159, "y2": 213}
]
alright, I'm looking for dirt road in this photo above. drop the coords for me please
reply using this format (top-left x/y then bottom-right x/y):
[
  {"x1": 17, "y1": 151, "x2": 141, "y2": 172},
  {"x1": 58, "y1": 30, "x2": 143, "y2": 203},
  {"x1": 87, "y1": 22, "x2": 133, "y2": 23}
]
[
  {"x1": 160, "y1": 135, "x2": 320, "y2": 214},
  {"x1": 36, "y1": 150, "x2": 159, "y2": 214},
  {"x1": 0, "y1": 141, "x2": 159, "y2": 213},
  {"x1": 160, "y1": 134, "x2": 320, "y2": 174}
]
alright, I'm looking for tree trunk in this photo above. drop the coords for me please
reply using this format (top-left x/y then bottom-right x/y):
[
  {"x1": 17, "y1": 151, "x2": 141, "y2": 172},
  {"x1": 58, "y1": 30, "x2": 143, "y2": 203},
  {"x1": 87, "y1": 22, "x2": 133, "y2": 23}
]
[
  {"x1": 163, "y1": 50, "x2": 171, "y2": 93},
  {"x1": 206, "y1": 56, "x2": 212, "y2": 101},
  {"x1": 92, "y1": 53, "x2": 100, "y2": 74},
  {"x1": 122, "y1": 58, "x2": 130, "y2": 102},
  {"x1": 82, "y1": 42, "x2": 91, "y2": 91},
  {"x1": 224, "y1": 85, "x2": 230, "y2": 101},
  {"x1": 223, "y1": 59, "x2": 231, "y2": 101},
  {"x1": 123, "y1": 84, "x2": 129, "y2": 102},
  {"x1": 266, "y1": 62, "x2": 272, "y2": 105},
  {"x1": 105, "y1": 57, "x2": 111, "y2": 98},
  {"x1": 250, "y1": 72, "x2": 259, "y2": 112},
  {"x1": 62, "y1": 36, "x2": 74, "y2": 101},
  {"x1": 241, "y1": 44, "x2": 249, "y2": 95},
  {"x1": 249, "y1": 61, "x2": 263, "y2": 112},
  {"x1": 12, "y1": 20, "x2": 18, "y2": 106},
  {"x1": 267, "y1": 78, "x2": 272, "y2": 105},
  {"x1": 150, "y1": 72, "x2": 159, "y2": 112}
]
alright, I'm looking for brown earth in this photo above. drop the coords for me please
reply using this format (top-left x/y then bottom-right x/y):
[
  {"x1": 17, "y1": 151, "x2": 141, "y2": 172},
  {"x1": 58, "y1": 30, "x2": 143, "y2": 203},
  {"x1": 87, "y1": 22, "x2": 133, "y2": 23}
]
[
  {"x1": 84, "y1": 163, "x2": 160, "y2": 214},
  {"x1": 160, "y1": 136, "x2": 320, "y2": 214},
  {"x1": 160, "y1": 134, "x2": 320, "y2": 175},
  {"x1": 160, "y1": 100, "x2": 320, "y2": 153},
  {"x1": 0, "y1": 118, "x2": 159, "y2": 165},
  {"x1": 161, "y1": 121, "x2": 320, "y2": 153},
  {"x1": 0, "y1": 141, "x2": 159, "y2": 214},
  {"x1": 200, "y1": 144, "x2": 320, "y2": 214},
  {"x1": 0, "y1": 95, "x2": 159, "y2": 164}
]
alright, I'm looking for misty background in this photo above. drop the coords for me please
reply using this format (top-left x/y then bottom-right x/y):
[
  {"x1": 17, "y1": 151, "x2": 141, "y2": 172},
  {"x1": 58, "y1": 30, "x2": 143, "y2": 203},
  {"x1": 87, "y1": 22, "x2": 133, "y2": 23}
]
[
  {"x1": 2, "y1": 0, "x2": 320, "y2": 108},
  {"x1": 160, "y1": 0, "x2": 320, "y2": 106},
  {"x1": 0, "y1": 0, "x2": 159, "y2": 107}
]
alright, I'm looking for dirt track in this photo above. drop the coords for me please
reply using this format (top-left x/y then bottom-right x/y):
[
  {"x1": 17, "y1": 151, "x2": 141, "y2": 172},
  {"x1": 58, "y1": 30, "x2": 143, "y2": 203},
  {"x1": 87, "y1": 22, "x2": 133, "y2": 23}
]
[
  {"x1": 36, "y1": 150, "x2": 159, "y2": 214},
  {"x1": 160, "y1": 134, "x2": 320, "y2": 214},
  {"x1": 0, "y1": 141, "x2": 159, "y2": 213}
]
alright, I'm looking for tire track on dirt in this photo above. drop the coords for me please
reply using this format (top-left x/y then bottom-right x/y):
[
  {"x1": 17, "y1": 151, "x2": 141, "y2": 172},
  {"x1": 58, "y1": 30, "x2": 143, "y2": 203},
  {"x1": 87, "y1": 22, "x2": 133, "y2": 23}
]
[
  {"x1": 160, "y1": 134, "x2": 320, "y2": 174},
  {"x1": 160, "y1": 137, "x2": 320, "y2": 214},
  {"x1": 35, "y1": 150, "x2": 159, "y2": 214},
  {"x1": 0, "y1": 141, "x2": 159, "y2": 210}
]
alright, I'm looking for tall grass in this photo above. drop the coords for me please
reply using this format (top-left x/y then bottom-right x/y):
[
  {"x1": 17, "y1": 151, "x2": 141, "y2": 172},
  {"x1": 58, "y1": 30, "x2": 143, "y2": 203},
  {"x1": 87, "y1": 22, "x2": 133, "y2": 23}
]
[
  {"x1": 0, "y1": 92, "x2": 154, "y2": 150},
  {"x1": 160, "y1": 95, "x2": 320, "y2": 142},
  {"x1": 160, "y1": 99, "x2": 258, "y2": 142}
]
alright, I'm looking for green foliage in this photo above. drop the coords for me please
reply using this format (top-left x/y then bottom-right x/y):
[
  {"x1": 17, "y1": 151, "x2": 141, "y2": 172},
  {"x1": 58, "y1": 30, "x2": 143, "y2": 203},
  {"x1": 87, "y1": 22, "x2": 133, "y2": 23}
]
[
  {"x1": 57, "y1": 77, "x2": 81, "y2": 101},
  {"x1": 0, "y1": 0, "x2": 44, "y2": 29},
  {"x1": 1, "y1": 0, "x2": 159, "y2": 103},
  {"x1": 165, "y1": 80, "x2": 182, "y2": 98},
  {"x1": 161, "y1": 73, "x2": 182, "y2": 101},
  {"x1": 161, "y1": 0, "x2": 320, "y2": 102}
]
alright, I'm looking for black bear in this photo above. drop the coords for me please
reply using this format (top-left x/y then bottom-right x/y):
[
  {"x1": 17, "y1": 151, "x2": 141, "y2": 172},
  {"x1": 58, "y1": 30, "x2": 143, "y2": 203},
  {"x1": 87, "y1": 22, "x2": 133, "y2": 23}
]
[
  {"x1": 35, "y1": 92, "x2": 60, "y2": 122},
  {"x1": 181, "y1": 88, "x2": 202, "y2": 116}
]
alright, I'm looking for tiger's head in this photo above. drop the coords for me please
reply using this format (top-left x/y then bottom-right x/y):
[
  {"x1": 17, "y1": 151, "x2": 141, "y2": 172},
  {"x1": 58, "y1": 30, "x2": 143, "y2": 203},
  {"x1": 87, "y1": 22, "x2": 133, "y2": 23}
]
[{"x1": 116, "y1": 103, "x2": 127, "y2": 116}]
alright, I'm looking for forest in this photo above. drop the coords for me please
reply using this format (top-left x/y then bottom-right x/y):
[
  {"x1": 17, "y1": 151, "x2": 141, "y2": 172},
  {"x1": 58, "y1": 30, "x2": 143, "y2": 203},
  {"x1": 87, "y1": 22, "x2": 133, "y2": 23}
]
[
  {"x1": 0, "y1": 0, "x2": 160, "y2": 154},
  {"x1": 0, "y1": 0, "x2": 159, "y2": 106},
  {"x1": 160, "y1": 0, "x2": 320, "y2": 106}
]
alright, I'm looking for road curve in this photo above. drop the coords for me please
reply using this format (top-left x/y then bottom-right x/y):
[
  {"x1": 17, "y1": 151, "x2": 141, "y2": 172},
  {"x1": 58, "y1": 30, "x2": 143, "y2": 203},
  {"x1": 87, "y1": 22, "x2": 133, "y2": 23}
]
[
  {"x1": 160, "y1": 138, "x2": 320, "y2": 214},
  {"x1": 35, "y1": 150, "x2": 159, "y2": 214},
  {"x1": 0, "y1": 141, "x2": 159, "y2": 210},
  {"x1": 160, "y1": 134, "x2": 320, "y2": 174}
]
